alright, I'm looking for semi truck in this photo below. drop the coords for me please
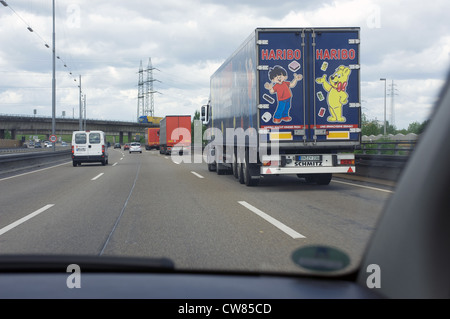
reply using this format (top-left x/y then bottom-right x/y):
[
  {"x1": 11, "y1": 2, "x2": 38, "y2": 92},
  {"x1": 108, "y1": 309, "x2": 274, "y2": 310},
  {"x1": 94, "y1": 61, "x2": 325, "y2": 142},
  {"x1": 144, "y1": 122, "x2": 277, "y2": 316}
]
[
  {"x1": 159, "y1": 115, "x2": 192, "y2": 155},
  {"x1": 201, "y1": 27, "x2": 360, "y2": 186},
  {"x1": 145, "y1": 127, "x2": 160, "y2": 150}
]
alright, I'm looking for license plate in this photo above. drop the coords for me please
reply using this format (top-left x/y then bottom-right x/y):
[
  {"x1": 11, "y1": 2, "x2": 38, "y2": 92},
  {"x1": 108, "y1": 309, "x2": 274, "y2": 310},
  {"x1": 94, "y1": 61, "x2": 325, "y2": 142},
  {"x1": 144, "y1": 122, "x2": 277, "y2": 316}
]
[
  {"x1": 76, "y1": 147, "x2": 86, "y2": 152},
  {"x1": 297, "y1": 155, "x2": 322, "y2": 161}
]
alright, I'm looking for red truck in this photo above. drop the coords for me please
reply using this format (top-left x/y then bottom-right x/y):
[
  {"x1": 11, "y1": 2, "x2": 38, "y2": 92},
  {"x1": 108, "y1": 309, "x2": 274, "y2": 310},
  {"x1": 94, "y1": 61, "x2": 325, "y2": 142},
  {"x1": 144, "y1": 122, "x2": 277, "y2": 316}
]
[
  {"x1": 159, "y1": 115, "x2": 191, "y2": 155},
  {"x1": 145, "y1": 127, "x2": 160, "y2": 150}
]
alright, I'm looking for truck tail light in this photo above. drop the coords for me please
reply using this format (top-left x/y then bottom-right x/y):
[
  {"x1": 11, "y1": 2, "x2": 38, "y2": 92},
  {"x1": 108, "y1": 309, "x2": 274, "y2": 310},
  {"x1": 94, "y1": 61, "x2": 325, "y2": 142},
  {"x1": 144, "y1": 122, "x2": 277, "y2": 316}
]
[
  {"x1": 102, "y1": 145, "x2": 105, "y2": 154},
  {"x1": 340, "y1": 159, "x2": 354, "y2": 165},
  {"x1": 262, "y1": 161, "x2": 278, "y2": 166},
  {"x1": 71, "y1": 146, "x2": 74, "y2": 154}
]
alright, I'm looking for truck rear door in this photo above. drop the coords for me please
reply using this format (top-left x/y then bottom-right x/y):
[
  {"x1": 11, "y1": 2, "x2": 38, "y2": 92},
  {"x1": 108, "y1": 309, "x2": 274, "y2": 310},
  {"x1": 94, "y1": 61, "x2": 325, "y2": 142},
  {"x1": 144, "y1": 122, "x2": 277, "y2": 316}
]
[
  {"x1": 257, "y1": 28, "x2": 360, "y2": 146},
  {"x1": 311, "y1": 29, "x2": 360, "y2": 144},
  {"x1": 258, "y1": 29, "x2": 307, "y2": 143}
]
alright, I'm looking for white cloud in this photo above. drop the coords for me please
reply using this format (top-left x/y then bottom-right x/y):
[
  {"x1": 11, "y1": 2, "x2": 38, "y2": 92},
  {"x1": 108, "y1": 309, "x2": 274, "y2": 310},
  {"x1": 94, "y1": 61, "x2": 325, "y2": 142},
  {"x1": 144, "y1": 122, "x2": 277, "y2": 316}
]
[{"x1": 0, "y1": 0, "x2": 449, "y2": 127}]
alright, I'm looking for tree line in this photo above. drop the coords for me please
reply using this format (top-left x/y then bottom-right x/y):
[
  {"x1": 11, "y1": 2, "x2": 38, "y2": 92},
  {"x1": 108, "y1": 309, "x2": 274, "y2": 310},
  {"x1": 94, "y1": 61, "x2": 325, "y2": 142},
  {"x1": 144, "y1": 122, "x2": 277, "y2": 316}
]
[{"x1": 362, "y1": 113, "x2": 429, "y2": 136}]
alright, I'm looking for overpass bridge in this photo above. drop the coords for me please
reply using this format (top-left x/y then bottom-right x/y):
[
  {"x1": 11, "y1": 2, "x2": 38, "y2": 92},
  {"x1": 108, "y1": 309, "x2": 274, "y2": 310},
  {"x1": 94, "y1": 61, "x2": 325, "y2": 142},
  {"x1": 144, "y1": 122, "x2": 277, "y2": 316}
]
[{"x1": 0, "y1": 114, "x2": 158, "y2": 144}]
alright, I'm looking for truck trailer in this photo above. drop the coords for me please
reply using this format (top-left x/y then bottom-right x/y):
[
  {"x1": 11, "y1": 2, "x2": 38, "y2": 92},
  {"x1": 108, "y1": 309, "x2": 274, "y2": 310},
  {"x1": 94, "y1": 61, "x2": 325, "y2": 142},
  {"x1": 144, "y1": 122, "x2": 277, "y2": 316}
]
[
  {"x1": 159, "y1": 115, "x2": 192, "y2": 155},
  {"x1": 201, "y1": 27, "x2": 360, "y2": 186},
  {"x1": 145, "y1": 127, "x2": 160, "y2": 150}
]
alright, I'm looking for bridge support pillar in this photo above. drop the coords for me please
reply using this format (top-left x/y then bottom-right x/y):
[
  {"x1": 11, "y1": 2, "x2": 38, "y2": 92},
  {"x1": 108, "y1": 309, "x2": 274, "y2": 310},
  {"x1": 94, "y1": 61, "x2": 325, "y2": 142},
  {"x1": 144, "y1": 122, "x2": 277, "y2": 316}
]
[
  {"x1": 11, "y1": 129, "x2": 16, "y2": 140},
  {"x1": 0, "y1": 129, "x2": 4, "y2": 139},
  {"x1": 119, "y1": 132, "x2": 123, "y2": 144},
  {"x1": 128, "y1": 132, "x2": 132, "y2": 142}
]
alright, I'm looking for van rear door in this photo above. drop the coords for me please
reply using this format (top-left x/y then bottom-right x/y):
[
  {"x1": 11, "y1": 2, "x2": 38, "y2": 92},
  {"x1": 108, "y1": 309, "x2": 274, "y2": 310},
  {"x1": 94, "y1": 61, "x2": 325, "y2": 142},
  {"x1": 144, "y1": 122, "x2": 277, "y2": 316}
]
[
  {"x1": 74, "y1": 132, "x2": 88, "y2": 156},
  {"x1": 87, "y1": 132, "x2": 103, "y2": 156}
]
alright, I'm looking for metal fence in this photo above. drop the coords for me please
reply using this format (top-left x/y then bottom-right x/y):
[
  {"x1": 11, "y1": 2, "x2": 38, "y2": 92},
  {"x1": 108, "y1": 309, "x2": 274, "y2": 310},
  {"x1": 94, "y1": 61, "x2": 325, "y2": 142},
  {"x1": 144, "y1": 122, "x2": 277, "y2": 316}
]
[{"x1": 358, "y1": 140, "x2": 417, "y2": 156}]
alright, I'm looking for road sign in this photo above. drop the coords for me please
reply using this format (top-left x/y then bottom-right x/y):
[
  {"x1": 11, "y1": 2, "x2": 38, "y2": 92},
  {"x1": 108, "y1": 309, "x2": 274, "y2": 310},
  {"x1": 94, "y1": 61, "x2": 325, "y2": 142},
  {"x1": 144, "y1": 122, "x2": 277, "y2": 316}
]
[{"x1": 50, "y1": 134, "x2": 57, "y2": 143}]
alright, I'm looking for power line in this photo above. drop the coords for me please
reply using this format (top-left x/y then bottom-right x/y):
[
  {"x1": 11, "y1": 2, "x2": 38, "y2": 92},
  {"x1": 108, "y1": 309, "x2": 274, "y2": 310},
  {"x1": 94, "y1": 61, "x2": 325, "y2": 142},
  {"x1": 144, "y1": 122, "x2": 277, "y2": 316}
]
[{"x1": 0, "y1": 0, "x2": 78, "y2": 84}]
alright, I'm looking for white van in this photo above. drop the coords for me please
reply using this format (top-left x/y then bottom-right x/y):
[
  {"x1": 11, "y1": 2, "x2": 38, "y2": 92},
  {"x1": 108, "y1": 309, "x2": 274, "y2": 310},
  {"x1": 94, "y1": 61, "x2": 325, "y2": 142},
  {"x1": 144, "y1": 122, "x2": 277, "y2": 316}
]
[{"x1": 71, "y1": 130, "x2": 109, "y2": 166}]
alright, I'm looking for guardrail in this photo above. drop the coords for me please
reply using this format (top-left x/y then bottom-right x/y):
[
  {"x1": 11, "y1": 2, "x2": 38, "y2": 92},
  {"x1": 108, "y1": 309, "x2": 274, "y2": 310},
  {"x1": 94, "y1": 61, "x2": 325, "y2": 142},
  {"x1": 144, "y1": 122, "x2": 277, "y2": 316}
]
[
  {"x1": 351, "y1": 141, "x2": 417, "y2": 181},
  {"x1": 0, "y1": 149, "x2": 72, "y2": 173},
  {"x1": 358, "y1": 140, "x2": 417, "y2": 156},
  {"x1": 0, "y1": 141, "x2": 417, "y2": 182}
]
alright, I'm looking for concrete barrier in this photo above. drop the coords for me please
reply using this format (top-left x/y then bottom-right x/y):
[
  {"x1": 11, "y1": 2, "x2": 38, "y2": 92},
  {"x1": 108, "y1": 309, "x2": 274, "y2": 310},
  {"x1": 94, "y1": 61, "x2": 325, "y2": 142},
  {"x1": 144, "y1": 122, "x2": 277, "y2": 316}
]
[{"x1": 0, "y1": 149, "x2": 71, "y2": 173}]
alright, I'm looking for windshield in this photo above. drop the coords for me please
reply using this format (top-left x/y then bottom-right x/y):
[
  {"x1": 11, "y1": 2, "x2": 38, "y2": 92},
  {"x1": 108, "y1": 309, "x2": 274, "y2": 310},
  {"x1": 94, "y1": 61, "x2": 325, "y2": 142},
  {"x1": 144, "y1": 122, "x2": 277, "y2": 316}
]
[{"x1": 0, "y1": 0, "x2": 448, "y2": 290}]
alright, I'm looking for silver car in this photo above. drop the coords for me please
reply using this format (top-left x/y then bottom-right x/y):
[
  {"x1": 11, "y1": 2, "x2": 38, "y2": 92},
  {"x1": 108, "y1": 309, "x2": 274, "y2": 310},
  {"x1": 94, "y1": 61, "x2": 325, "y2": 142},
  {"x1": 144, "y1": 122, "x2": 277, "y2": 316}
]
[{"x1": 129, "y1": 142, "x2": 142, "y2": 154}]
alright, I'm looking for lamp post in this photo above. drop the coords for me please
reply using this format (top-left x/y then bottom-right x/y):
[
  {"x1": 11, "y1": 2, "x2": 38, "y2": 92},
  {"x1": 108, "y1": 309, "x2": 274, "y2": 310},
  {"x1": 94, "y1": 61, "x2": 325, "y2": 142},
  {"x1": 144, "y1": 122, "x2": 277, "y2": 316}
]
[
  {"x1": 51, "y1": 0, "x2": 55, "y2": 151},
  {"x1": 380, "y1": 78, "x2": 387, "y2": 136}
]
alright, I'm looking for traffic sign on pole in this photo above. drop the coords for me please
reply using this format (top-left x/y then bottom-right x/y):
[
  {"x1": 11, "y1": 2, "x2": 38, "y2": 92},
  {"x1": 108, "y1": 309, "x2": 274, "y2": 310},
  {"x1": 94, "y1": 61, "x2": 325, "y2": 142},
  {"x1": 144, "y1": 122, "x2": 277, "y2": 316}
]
[{"x1": 50, "y1": 134, "x2": 57, "y2": 143}]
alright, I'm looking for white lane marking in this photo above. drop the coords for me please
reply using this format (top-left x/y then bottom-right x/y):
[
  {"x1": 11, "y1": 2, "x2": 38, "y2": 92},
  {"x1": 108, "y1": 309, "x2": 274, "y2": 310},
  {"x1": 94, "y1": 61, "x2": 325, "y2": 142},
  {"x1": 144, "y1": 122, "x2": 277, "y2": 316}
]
[
  {"x1": 0, "y1": 161, "x2": 71, "y2": 182},
  {"x1": 331, "y1": 180, "x2": 394, "y2": 193},
  {"x1": 120, "y1": 157, "x2": 123, "y2": 160},
  {"x1": 164, "y1": 156, "x2": 169, "y2": 159},
  {"x1": 91, "y1": 173, "x2": 104, "y2": 181},
  {"x1": 238, "y1": 201, "x2": 306, "y2": 239},
  {"x1": 112, "y1": 162, "x2": 118, "y2": 167},
  {"x1": 0, "y1": 204, "x2": 54, "y2": 236},
  {"x1": 191, "y1": 171, "x2": 204, "y2": 179}
]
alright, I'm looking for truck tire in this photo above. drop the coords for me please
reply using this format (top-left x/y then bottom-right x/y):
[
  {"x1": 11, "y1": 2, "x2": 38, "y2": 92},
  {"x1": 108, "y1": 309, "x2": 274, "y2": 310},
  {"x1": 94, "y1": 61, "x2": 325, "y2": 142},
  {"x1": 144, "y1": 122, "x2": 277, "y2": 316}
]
[
  {"x1": 72, "y1": 161, "x2": 78, "y2": 167},
  {"x1": 242, "y1": 151, "x2": 259, "y2": 186},
  {"x1": 208, "y1": 163, "x2": 216, "y2": 172},
  {"x1": 316, "y1": 173, "x2": 332, "y2": 185},
  {"x1": 237, "y1": 163, "x2": 245, "y2": 184},
  {"x1": 216, "y1": 161, "x2": 227, "y2": 175},
  {"x1": 232, "y1": 152, "x2": 239, "y2": 179},
  {"x1": 304, "y1": 175, "x2": 315, "y2": 183}
]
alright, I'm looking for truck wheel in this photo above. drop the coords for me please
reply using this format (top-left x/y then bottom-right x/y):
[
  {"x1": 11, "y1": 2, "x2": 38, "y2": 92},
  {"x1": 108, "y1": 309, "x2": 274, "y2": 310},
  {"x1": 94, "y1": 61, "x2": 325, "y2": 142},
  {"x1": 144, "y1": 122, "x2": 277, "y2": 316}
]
[
  {"x1": 208, "y1": 163, "x2": 216, "y2": 172},
  {"x1": 243, "y1": 152, "x2": 259, "y2": 186},
  {"x1": 237, "y1": 163, "x2": 245, "y2": 184},
  {"x1": 304, "y1": 175, "x2": 315, "y2": 183},
  {"x1": 316, "y1": 173, "x2": 332, "y2": 185},
  {"x1": 232, "y1": 152, "x2": 239, "y2": 179},
  {"x1": 72, "y1": 161, "x2": 77, "y2": 167},
  {"x1": 216, "y1": 161, "x2": 226, "y2": 175}
]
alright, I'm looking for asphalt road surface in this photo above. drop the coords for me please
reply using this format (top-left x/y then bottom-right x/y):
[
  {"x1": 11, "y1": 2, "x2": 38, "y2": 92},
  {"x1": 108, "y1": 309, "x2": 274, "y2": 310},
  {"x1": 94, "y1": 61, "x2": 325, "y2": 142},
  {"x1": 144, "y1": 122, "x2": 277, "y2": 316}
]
[{"x1": 0, "y1": 148, "x2": 393, "y2": 275}]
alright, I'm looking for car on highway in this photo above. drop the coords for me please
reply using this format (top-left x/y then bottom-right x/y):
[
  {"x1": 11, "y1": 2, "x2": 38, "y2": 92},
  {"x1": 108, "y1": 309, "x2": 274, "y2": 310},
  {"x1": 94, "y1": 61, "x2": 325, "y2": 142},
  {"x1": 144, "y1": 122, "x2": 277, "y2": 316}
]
[
  {"x1": 71, "y1": 130, "x2": 109, "y2": 166},
  {"x1": 34, "y1": 142, "x2": 42, "y2": 148},
  {"x1": 129, "y1": 142, "x2": 142, "y2": 153},
  {"x1": 114, "y1": 143, "x2": 121, "y2": 149},
  {"x1": 123, "y1": 143, "x2": 130, "y2": 151},
  {"x1": 61, "y1": 141, "x2": 68, "y2": 147}
]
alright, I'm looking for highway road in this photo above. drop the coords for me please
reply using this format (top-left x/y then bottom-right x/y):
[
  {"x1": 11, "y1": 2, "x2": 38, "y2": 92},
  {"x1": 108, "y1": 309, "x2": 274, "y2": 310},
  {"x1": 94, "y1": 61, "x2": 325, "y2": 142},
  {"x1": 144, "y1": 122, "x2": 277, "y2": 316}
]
[{"x1": 0, "y1": 148, "x2": 393, "y2": 275}]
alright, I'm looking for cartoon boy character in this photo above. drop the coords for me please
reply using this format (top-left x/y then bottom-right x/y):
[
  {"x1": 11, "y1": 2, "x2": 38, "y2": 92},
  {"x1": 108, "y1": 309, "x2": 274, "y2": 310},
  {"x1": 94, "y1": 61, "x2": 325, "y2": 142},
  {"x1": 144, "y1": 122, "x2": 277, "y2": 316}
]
[{"x1": 264, "y1": 66, "x2": 302, "y2": 123}]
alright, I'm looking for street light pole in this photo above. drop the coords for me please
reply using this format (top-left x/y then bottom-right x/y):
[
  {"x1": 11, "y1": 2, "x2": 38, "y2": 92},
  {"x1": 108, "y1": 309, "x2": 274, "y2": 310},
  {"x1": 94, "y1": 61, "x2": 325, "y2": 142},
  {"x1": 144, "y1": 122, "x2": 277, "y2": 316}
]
[
  {"x1": 51, "y1": 0, "x2": 56, "y2": 150},
  {"x1": 79, "y1": 75, "x2": 82, "y2": 130},
  {"x1": 380, "y1": 78, "x2": 387, "y2": 136}
]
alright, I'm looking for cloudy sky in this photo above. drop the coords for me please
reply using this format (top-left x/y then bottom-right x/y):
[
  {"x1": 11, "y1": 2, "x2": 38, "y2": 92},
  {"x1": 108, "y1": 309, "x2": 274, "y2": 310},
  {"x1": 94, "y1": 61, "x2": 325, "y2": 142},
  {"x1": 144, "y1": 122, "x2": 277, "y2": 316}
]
[{"x1": 0, "y1": 0, "x2": 449, "y2": 130}]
